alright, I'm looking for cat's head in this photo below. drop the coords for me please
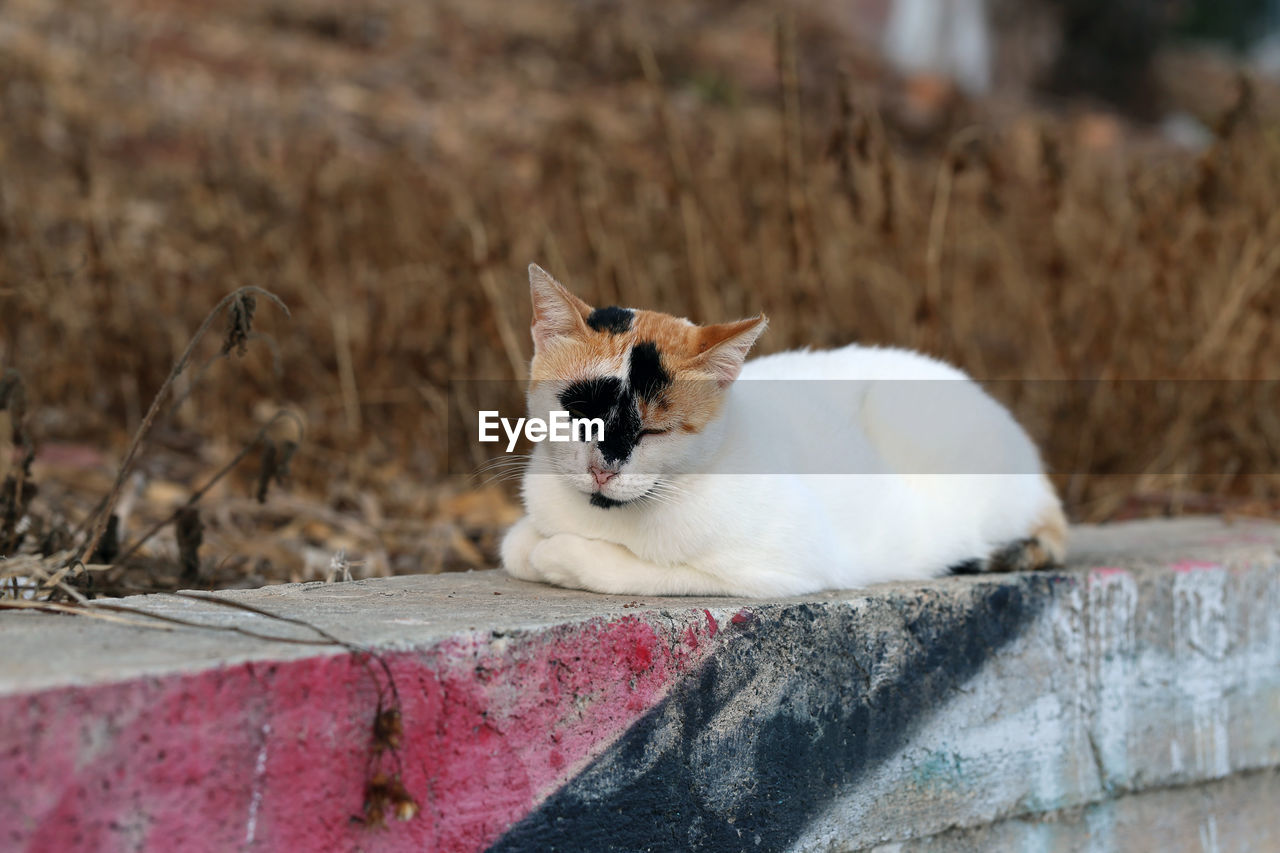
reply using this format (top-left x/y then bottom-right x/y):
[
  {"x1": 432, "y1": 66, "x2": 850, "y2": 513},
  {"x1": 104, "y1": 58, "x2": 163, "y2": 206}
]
[{"x1": 524, "y1": 264, "x2": 766, "y2": 508}]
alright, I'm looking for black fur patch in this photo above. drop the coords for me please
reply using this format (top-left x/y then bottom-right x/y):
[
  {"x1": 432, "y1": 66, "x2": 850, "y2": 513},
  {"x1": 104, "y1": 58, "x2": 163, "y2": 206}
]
[
  {"x1": 628, "y1": 341, "x2": 671, "y2": 402},
  {"x1": 586, "y1": 306, "x2": 634, "y2": 334},
  {"x1": 597, "y1": 397, "x2": 642, "y2": 465},
  {"x1": 559, "y1": 377, "x2": 622, "y2": 421},
  {"x1": 946, "y1": 559, "x2": 984, "y2": 576},
  {"x1": 590, "y1": 493, "x2": 625, "y2": 509},
  {"x1": 949, "y1": 538, "x2": 1056, "y2": 576},
  {"x1": 559, "y1": 375, "x2": 642, "y2": 465},
  {"x1": 987, "y1": 538, "x2": 1038, "y2": 574},
  {"x1": 558, "y1": 343, "x2": 670, "y2": 467}
]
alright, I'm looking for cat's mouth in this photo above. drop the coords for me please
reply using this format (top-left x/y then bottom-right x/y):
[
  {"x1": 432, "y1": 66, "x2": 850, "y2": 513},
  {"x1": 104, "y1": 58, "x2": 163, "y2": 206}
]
[
  {"x1": 589, "y1": 493, "x2": 628, "y2": 509},
  {"x1": 587, "y1": 484, "x2": 657, "y2": 510}
]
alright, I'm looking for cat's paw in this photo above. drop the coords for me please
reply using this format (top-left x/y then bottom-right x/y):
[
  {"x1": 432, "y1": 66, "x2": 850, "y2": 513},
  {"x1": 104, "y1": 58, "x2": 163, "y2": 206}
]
[
  {"x1": 529, "y1": 533, "x2": 598, "y2": 590},
  {"x1": 501, "y1": 516, "x2": 547, "y2": 582}
]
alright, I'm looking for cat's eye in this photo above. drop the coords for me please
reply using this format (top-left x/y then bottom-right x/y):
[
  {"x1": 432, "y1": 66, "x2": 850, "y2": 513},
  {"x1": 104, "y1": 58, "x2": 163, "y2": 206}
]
[{"x1": 639, "y1": 427, "x2": 671, "y2": 438}]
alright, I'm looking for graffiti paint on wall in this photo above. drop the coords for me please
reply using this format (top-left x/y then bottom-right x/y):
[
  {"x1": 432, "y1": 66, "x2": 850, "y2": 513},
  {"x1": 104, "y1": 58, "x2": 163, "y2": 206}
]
[{"x1": 2, "y1": 542, "x2": 1278, "y2": 853}]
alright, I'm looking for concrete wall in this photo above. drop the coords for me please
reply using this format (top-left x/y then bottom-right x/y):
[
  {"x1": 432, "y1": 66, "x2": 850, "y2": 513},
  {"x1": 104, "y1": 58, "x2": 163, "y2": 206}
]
[{"x1": 1, "y1": 518, "x2": 1278, "y2": 852}]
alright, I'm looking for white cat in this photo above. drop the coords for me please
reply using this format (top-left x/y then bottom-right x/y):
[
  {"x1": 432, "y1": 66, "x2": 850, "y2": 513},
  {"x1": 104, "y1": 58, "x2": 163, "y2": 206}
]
[{"x1": 501, "y1": 264, "x2": 1066, "y2": 597}]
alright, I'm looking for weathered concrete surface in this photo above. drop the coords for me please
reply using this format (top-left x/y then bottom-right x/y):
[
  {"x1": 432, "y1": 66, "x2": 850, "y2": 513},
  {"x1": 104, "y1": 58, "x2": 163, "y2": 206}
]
[
  {"x1": 0, "y1": 517, "x2": 1277, "y2": 852},
  {"x1": 869, "y1": 768, "x2": 1280, "y2": 853}
]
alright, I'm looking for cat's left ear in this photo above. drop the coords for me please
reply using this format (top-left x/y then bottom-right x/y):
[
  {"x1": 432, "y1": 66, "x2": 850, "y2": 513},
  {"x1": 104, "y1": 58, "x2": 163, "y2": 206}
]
[
  {"x1": 693, "y1": 314, "x2": 768, "y2": 387},
  {"x1": 528, "y1": 264, "x2": 592, "y2": 351}
]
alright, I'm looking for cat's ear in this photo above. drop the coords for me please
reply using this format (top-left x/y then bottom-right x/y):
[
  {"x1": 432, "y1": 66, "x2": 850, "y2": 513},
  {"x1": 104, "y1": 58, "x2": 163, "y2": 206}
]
[
  {"x1": 693, "y1": 314, "x2": 768, "y2": 387},
  {"x1": 528, "y1": 264, "x2": 592, "y2": 351}
]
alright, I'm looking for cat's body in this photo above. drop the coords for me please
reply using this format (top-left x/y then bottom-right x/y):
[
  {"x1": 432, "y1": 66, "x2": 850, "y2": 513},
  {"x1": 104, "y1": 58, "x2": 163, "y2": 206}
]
[{"x1": 502, "y1": 265, "x2": 1065, "y2": 597}]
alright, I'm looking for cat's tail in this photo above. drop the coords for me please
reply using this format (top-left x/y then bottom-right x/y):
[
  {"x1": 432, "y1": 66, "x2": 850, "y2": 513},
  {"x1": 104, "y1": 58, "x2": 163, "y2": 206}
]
[
  {"x1": 949, "y1": 496, "x2": 1068, "y2": 576},
  {"x1": 987, "y1": 499, "x2": 1067, "y2": 573}
]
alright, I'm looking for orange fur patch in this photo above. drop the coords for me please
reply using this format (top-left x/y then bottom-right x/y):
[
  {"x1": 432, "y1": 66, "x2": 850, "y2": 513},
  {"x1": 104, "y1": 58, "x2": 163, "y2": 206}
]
[
  {"x1": 531, "y1": 305, "x2": 757, "y2": 435},
  {"x1": 1030, "y1": 491, "x2": 1068, "y2": 566},
  {"x1": 986, "y1": 492, "x2": 1067, "y2": 573}
]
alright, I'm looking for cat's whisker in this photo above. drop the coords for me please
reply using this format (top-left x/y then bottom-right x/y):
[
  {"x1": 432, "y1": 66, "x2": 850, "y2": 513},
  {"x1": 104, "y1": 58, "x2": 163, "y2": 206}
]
[
  {"x1": 470, "y1": 473, "x2": 526, "y2": 489},
  {"x1": 469, "y1": 458, "x2": 533, "y2": 481},
  {"x1": 646, "y1": 480, "x2": 692, "y2": 502},
  {"x1": 645, "y1": 483, "x2": 679, "y2": 500},
  {"x1": 480, "y1": 460, "x2": 530, "y2": 473},
  {"x1": 473, "y1": 454, "x2": 533, "y2": 474},
  {"x1": 472, "y1": 466, "x2": 532, "y2": 489},
  {"x1": 656, "y1": 479, "x2": 692, "y2": 496},
  {"x1": 639, "y1": 482, "x2": 687, "y2": 508},
  {"x1": 472, "y1": 463, "x2": 530, "y2": 478}
]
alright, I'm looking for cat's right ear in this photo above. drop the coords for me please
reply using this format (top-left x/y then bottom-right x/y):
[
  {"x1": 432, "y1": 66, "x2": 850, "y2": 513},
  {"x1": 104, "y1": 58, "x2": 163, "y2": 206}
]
[
  {"x1": 528, "y1": 264, "x2": 592, "y2": 351},
  {"x1": 693, "y1": 314, "x2": 768, "y2": 387}
]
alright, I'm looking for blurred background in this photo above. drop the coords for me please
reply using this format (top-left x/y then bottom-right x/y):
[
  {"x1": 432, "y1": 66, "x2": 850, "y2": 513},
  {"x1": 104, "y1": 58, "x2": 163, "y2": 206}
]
[{"x1": 2, "y1": 0, "x2": 1280, "y2": 597}]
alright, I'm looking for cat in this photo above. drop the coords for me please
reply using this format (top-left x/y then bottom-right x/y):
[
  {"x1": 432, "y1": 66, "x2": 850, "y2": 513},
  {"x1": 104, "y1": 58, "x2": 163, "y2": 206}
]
[{"x1": 501, "y1": 264, "x2": 1066, "y2": 597}]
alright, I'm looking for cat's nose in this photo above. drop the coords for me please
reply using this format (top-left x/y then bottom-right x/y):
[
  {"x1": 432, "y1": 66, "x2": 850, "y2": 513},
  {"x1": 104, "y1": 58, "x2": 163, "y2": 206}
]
[{"x1": 589, "y1": 465, "x2": 618, "y2": 487}]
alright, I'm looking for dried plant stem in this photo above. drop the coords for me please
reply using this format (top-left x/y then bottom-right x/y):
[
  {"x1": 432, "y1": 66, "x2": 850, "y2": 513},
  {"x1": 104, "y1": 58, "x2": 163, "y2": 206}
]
[
  {"x1": 75, "y1": 287, "x2": 289, "y2": 566},
  {"x1": 466, "y1": 216, "x2": 527, "y2": 380},
  {"x1": 150, "y1": 589, "x2": 358, "y2": 646},
  {"x1": 925, "y1": 128, "x2": 984, "y2": 328},
  {"x1": 833, "y1": 71, "x2": 864, "y2": 222},
  {"x1": 0, "y1": 598, "x2": 172, "y2": 629},
  {"x1": 110, "y1": 410, "x2": 304, "y2": 569},
  {"x1": 636, "y1": 42, "x2": 724, "y2": 319},
  {"x1": 1187, "y1": 219, "x2": 1280, "y2": 370},
  {"x1": 169, "y1": 331, "x2": 284, "y2": 416},
  {"x1": 10, "y1": 581, "x2": 400, "y2": 710},
  {"x1": 478, "y1": 266, "x2": 528, "y2": 380},
  {"x1": 776, "y1": 14, "x2": 809, "y2": 273},
  {"x1": 90, "y1": 602, "x2": 337, "y2": 644},
  {"x1": 331, "y1": 301, "x2": 362, "y2": 435},
  {"x1": 4, "y1": 553, "x2": 96, "y2": 603},
  {"x1": 130, "y1": 586, "x2": 403, "y2": 710},
  {"x1": 925, "y1": 156, "x2": 956, "y2": 314}
]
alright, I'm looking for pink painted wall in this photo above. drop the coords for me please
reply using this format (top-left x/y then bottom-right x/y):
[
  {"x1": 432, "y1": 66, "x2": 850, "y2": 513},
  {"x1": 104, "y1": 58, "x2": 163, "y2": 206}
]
[{"x1": 0, "y1": 612, "x2": 722, "y2": 853}]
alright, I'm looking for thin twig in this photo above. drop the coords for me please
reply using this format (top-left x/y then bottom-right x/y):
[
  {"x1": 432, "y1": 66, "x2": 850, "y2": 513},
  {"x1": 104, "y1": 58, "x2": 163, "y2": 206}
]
[
  {"x1": 636, "y1": 41, "x2": 743, "y2": 312},
  {"x1": 145, "y1": 588, "x2": 354, "y2": 647},
  {"x1": 110, "y1": 410, "x2": 304, "y2": 568},
  {"x1": 776, "y1": 14, "x2": 807, "y2": 272},
  {"x1": 76, "y1": 287, "x2": 289, "y2": 565},
  {"x1": 465, "y1": 216, "x2": 527, "y2": 381},
  {"x1": 169, "y1": 331, "x2": 285, "y2": 416},
  {"x1": 114, "y1": 585, "x2": 402, "y2": 707},
  {"x1": 0, "y1": 598, "x2": 175, "y2": 629},
  {"x1": 925, "y1": 128, "x2": 984, "y2": 331},
  {"x1": 89, "y1": 602, "x2": 339, "y2": 645}
]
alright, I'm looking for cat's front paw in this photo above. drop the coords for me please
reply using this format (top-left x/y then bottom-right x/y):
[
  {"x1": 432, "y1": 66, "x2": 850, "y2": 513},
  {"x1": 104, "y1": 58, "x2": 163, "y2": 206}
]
[
  {"x1": 529, "y1": 533, "x2": 598, "y2": 590},
  {"x1": 501, "y1": 516, "x2": 547, "y2": 582}
]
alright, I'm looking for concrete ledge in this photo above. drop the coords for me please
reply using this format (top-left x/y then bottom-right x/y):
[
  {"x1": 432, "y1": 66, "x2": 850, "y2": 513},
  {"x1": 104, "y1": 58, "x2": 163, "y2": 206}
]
[
  {"x1": 871, "y1": 768, "x2": 1280, "y2": 853},
  {"x1": 1, "y1": 518, "x2": 1278, "y2": 852}
]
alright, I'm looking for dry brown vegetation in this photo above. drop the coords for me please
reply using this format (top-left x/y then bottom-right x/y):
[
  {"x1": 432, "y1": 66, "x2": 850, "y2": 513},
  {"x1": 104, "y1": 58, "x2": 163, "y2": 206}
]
[{"x1": 2, "y1": 0, "x2": 1280, "y2": 599}]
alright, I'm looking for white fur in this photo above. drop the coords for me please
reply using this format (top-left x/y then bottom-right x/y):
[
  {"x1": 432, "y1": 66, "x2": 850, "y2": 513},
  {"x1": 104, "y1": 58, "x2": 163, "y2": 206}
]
[{"x1": 503, "y1": 343, "x2": 1061, "y2": 597}]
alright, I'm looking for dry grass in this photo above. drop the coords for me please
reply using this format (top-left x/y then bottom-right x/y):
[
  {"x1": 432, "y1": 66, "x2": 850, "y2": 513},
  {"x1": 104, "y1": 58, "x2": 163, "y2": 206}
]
[{"x1": 2, "y1": 0, "x2": 1280, "y2": 597}]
